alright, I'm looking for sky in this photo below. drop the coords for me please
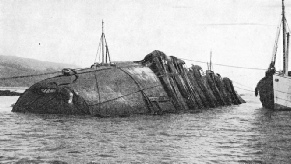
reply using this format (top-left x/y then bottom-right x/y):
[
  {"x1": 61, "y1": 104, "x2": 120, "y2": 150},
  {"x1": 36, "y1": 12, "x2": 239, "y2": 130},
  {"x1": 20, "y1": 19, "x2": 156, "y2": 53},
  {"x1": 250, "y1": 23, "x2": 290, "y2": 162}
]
[{"x1": 1, "y1": 0, "x2": 291, "y2": 92}]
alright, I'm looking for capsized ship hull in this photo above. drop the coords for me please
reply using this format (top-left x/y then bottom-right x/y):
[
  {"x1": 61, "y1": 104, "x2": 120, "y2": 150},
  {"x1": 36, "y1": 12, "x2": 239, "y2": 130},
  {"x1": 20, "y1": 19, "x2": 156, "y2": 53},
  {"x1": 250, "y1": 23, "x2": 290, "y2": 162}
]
[
  {"x1": 12, "y1": 63, "x2": 175, "y2": 116},
  {"x1": 12, "y1": 50, "x2": 245, "y2": 116}
]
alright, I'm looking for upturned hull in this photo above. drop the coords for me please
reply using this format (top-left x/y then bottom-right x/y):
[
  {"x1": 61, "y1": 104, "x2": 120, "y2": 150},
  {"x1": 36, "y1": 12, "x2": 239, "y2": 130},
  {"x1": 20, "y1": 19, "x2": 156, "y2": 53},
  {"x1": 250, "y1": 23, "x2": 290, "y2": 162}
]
[
  {"x1": 12, "y1": 50, "x2": 245, "y2": 116},
  {"x1": 12, "y1": 63, "x2": 176, "y2": 116}
]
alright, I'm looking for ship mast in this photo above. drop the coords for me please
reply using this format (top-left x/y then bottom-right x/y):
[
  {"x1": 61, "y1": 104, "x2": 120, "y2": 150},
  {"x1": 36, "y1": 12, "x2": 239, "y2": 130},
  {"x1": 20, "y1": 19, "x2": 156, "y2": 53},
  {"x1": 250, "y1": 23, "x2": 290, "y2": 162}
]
[
  {"x1": 101, "y1": 20, "x2": 104, "y2": 63},
  {"x1": 100, "y1": 20, "x2": 111, "y2": 65},
  {"x1": 282, "y1": 0, "x2": 288, "y2": 75}
]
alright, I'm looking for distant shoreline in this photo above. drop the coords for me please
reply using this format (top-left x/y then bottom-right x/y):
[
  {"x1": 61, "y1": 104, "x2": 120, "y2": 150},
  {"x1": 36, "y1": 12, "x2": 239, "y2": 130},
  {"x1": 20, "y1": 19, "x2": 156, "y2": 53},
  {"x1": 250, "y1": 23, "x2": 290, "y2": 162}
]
[
  {"x1": 0, "y1": 87, "x2": 27, "y2": 90},
  {"x1": 0, "y1": 87, "x2": 26, "y2": 96}
]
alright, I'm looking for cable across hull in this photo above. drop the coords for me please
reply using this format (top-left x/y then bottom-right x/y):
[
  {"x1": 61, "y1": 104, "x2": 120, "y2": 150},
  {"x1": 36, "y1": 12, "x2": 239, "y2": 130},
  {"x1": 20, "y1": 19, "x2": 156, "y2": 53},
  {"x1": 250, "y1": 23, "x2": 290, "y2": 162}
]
[{"x1": 12, "y1": 50, "x2": 245, "y2": 116}]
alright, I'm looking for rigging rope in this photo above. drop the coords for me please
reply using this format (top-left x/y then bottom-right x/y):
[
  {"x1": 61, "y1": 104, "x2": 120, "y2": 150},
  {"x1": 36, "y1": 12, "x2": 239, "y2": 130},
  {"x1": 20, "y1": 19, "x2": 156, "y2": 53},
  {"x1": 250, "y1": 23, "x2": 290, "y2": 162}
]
[
  {"x1": 286, "y1": 18, "x2": 291, "y2": 33},
  {"x1": 180, "y1": 58, "x2": 266, "y2": 71},
  {"x1": 271, "y1": 19, "x2": 282, "y2": 65},
  {"x1": 0, "y1": 58, "x2": 268, "y2": 81},
  {"x1": 94, "y1": 35, "x2": 102, "y2": 63},
  {"x1": 0, "y1": 71, "x2": 62, "y2": 80},
  {"x1": 233, "y1": 86, "x2": 255, "y2": 93}
]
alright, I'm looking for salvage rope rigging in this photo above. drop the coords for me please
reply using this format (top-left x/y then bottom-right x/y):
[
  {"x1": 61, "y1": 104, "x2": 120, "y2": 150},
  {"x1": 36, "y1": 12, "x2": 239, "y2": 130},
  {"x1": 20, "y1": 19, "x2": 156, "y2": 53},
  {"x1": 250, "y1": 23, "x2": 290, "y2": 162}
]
[
  {"x1": 0, "y1": 57, "x2": 267, "y2": 81},
  {"x1": 0, "y1": 71, "x2": 62, "y2": 80},
  {"x1": 270, "y1": 19, "x2": 282, "y2": 68},
  {"x1": 233, "y1": 85, "x2": 255, "y2": 93},
  {"x1": 180, "y1": 58, "x2": 266, "y2": 71}
]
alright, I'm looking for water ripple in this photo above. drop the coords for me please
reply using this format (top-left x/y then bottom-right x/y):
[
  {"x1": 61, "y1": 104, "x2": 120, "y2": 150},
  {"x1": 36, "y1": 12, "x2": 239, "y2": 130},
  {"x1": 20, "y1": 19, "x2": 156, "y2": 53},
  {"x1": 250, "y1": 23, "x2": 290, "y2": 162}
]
[{"x1": 1, "y1": 94, "x2": 291, "y2": 163}]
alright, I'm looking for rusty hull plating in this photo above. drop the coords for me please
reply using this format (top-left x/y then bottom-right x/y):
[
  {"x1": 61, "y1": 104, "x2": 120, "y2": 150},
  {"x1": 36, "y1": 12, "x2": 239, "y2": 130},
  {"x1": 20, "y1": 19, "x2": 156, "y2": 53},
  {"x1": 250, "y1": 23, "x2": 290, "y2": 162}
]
[{"x1": 12, "y1": 50, "x2": 245, "y2": 116}]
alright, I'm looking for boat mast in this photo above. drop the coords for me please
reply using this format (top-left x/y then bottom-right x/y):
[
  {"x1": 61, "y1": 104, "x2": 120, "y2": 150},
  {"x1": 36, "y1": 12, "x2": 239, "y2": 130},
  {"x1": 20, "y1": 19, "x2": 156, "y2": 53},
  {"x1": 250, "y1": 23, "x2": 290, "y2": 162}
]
[
  {"x1": 282, "y1": 0, "x2": 288, "y2": 75},
  {"x1": 99, "y1": 20, "x2": 111, "y2": 65},
  {"x1": 101, "y1": 20, "x2": 104, "y2": 64},
  {"x1": 93, "y1": 21, "x2": 111, "y2": 66}
]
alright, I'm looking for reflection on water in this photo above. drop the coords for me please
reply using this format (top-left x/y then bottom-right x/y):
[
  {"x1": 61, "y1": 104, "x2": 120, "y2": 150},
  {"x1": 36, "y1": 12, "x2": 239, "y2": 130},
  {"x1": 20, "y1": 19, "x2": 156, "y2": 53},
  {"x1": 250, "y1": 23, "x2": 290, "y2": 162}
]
[{"x1": 1, "y1": 93, "x2": 291, "y2": 163}]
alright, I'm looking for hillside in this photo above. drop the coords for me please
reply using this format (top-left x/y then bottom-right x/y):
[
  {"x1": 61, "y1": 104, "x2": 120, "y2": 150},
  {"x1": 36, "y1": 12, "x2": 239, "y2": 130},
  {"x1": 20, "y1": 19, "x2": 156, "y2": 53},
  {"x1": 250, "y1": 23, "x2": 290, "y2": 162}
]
[{"x1": 0, "y1": 55, "x2": 78, "y2": 87}]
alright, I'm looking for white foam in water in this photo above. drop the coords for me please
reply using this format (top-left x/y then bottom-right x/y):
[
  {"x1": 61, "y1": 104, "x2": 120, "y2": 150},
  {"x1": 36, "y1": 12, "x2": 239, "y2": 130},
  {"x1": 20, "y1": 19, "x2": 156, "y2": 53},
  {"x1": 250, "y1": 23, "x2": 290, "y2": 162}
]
[{"x1": 0, "y1": 96, "x2": 19, "y2": 112}]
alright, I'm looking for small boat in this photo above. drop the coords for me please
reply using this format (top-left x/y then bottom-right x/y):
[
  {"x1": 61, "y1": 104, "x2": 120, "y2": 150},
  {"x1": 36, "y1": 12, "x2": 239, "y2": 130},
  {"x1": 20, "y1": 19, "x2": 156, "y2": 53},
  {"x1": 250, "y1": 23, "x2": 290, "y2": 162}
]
[
  {"x1": 12, "y1": 22, "x2": 245, "y2": 116},
  {"x1": 256, "y1": 0, "x2": 291, "y2": 110}
]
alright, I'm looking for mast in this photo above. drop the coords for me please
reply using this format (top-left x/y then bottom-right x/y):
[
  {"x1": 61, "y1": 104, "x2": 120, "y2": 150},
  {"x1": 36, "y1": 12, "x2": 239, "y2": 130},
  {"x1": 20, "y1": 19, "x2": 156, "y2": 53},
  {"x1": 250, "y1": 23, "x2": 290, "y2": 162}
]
[
  {"x1": 282, "y1": 0, "x2": 288, "y2": 75},
  {"x1": 101, "y1": 20, "x2": 104, "y2": 64},
  {"x1": 93, "y1": 20, "x2": 111, "y2": 66},
  {"x1": 98, "y1": 20, "x2": 111, "y2": 65}
]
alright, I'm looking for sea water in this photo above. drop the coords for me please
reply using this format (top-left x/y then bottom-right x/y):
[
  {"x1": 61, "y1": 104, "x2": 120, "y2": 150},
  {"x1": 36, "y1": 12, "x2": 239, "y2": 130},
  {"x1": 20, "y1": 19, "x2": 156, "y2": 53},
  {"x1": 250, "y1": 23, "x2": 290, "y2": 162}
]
[{"x1": 0, "y1": 93, "x2": 291, "y2": 163}]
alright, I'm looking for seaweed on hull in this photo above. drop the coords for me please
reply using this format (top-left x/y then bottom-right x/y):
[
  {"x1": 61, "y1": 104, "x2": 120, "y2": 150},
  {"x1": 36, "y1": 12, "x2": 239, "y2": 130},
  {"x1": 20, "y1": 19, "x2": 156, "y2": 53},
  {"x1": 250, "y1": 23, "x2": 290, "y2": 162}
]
[{"x1": 12, "y1": 50, "x2": 245, "y2": 116}]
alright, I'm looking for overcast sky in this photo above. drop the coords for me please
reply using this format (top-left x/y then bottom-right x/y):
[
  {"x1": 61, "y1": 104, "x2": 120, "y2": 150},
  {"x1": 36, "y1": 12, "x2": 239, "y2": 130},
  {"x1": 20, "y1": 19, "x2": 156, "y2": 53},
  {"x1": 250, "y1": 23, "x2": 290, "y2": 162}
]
[{"x1": 1, "y1": 0, "x2": 290, "y2": 91}]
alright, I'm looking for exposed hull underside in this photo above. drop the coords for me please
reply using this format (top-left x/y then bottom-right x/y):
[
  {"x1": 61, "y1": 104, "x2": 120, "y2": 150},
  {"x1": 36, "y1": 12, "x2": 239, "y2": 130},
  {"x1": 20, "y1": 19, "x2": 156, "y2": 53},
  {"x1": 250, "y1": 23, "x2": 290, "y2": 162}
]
[
  {"x1": 12, "y1": 50, "x2": 245, "y2": 116},
  {"x1": 12, "y1": 64, "x2": 174, "y2": 116}
]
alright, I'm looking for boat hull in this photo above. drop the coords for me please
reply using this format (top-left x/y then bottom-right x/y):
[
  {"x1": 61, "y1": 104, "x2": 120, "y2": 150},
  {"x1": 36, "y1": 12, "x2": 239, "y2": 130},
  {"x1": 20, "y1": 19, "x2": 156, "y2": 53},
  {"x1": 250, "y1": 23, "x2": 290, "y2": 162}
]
[
  {"x1": 12, "y1": 64, "x2": 176, "y2": 116},
  {"x1": 273, "y1": 74, "x2": 291, "y2": 110},
  {"x1": 12, "y1": 50, "x2": 245, "y2": 116}
]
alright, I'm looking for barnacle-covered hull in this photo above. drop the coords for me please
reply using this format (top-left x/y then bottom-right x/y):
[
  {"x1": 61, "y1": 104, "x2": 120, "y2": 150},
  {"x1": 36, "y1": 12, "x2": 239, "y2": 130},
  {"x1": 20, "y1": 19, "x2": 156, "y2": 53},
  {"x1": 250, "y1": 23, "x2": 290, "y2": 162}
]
[{"x1": 12, "y1": 50, "x2": 245, "y2": 116}]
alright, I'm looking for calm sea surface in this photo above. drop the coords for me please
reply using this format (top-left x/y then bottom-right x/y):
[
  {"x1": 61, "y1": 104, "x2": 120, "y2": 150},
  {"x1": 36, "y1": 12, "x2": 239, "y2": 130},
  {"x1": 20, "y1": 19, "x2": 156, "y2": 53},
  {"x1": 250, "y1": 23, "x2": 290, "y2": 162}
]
[{"x1": 1, "y1": 93, "x2": 291, "y2": 164}]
